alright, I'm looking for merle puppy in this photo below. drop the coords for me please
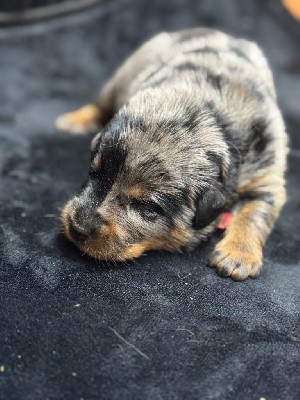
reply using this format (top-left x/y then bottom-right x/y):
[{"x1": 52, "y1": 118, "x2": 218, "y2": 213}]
[{"x1": 56, "y1": 28, "x2": 288, "y2": 280}]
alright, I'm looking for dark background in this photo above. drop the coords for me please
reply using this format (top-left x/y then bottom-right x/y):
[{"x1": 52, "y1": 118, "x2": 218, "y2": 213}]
[
  {"x1": 0, "y1": 0, "x2": 72, "y2": 12},
  {"x1": 0, "y1": 0, "x2": 299, "y2": 399}
]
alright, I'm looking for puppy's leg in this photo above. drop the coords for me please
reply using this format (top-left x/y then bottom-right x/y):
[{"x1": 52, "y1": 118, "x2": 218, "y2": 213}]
[
  {"x1": 55, "y1": 103, "x2": 102, "y2": 135},
  {"x1": 210, "y1": 171, "x2": 286, "y2": 280}
]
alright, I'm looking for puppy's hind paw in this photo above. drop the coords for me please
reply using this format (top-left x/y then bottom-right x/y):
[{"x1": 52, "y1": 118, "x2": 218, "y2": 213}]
[
  {"x1": 209, "y1": 241, "x2": 263, "y2": 281},
  {"x1": 55, "y1": 104, "x2": 100, "y2": 135}
]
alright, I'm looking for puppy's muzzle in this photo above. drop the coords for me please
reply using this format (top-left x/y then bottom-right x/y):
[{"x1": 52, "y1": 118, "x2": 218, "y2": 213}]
[{"x1": 67, "y1": 198, "x2": 106, "y2": 242}]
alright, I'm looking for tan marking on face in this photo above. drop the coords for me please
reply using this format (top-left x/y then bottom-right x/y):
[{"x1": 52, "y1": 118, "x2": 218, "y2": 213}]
[
  {"x1": 120, "y1": 229, "x2": 193, "y2": 260},
  {"x1": 100, "y1": 219, "x2": 120, "y2": 237},
  {"x1": 76, "y1": 236, "x2": 113, "y2": 261},
  {"x1": 91, "y1": 153, "x2": 101, "y2": 170},
  {"x1": 121, "y1": 238, "x2": 165, "y2": 259},
  {"x1": 121, "y1": 243, "x2": 148, "y2": 259},
  {"x1": 61, "y1": 198, "x2": 128, "y2": 259},
  {"x1": 130, "y1": 184, "x2": 149, "y2": 198},
  {"x1": 61, "y1": 199, "x2": 76, "y2": 241}
]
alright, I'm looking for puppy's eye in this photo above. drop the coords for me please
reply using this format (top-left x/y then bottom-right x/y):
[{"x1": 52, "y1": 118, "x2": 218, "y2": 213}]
[{"x1": 130, "y1": 199, "x2": 164, "y2": 221}]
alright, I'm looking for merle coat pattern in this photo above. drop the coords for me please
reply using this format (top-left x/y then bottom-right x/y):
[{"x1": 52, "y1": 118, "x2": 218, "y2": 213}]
[{"x1": 56, "y1": 28, "x2": 288, "y2": 280}]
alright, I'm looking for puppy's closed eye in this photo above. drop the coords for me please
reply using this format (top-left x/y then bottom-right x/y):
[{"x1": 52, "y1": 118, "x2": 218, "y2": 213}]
[{"x1": 130, "y1": 198, "x2": 164, "y2": 221}]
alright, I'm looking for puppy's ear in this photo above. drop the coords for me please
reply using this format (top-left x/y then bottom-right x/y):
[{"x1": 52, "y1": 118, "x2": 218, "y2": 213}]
[{"x1": 193, "y1": 187, "x2": 228, "y2": 230}]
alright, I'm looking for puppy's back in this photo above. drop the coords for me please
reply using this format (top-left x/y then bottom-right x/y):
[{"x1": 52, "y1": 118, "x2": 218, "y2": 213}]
[{"x1": 127, "y1": 28, "x2": 276, "y2": 102}]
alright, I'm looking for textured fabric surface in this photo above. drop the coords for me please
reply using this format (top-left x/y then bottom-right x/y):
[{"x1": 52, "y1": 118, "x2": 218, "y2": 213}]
[
  {"x1": 0, "y1": 1, "x2": 299, "y2": 399},
  {"x1": 0, "y1": 0, "x2": 71, "y2": 12}
]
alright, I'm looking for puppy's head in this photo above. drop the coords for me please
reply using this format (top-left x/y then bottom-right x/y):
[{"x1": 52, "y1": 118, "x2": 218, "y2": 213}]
[{"x1": 61, "y1": 107, "x2": 234, "y2": 261}]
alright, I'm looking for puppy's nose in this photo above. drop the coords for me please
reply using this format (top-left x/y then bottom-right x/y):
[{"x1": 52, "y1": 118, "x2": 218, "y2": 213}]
[
  {"x1": 69, "y1": 222, "x2": 93, "y2": 242},
  {"x1": 69, "y1": 214, "x2": 106, "y2": 242}
]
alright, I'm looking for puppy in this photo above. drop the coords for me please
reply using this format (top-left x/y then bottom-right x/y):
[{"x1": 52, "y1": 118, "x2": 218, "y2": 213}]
[{"x1": 56, "y1": 28, "x2": 288, "y2": 280}]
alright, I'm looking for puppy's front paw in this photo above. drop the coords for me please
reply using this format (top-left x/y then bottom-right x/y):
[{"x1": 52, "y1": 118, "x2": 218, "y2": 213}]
[
  {"x1": 55, "y1": 104, "x2": 100, "y2": 135},
  {"x1": 209, "y1": 240, "x2": 263, "y2": 280}
]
